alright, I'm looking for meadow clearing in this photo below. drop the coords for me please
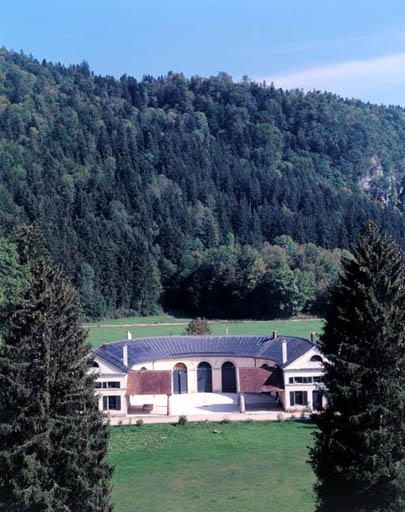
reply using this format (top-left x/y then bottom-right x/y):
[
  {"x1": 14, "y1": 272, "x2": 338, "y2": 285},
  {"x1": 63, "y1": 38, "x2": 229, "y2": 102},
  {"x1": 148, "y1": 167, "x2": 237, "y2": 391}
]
[
  {"x1": 108, "y1": 420, "x2": 316, "y2": 512},
  {"x1": 85, "y1": 315, "x2": 324, "y2": 348}
]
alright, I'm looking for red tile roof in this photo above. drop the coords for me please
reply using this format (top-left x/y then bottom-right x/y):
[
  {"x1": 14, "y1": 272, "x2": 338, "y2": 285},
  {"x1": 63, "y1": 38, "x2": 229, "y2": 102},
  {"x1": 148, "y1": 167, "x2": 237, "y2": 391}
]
[
  {"x1": 127, "y1": 370, "x2": 171, "y2": 395},
  {"x1": 239, "y1": 366, "x2": 284, "y2": 393}
]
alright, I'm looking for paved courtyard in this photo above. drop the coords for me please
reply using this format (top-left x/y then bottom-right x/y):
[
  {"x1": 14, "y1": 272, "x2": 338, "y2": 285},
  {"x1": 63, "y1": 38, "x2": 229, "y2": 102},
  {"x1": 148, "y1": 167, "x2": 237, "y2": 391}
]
[{"x1": 108, "y1": 392, "x2": 306, "y2": 425}]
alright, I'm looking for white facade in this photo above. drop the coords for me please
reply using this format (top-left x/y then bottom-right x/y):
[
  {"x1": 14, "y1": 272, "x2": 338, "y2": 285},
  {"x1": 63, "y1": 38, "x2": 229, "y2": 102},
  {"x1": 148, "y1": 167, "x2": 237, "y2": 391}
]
[
  {"x1": 90, "y1": 358, "x2": 128, "y2": 416},
  {"x1": 281, "y1": 346, "x2": 326, "y2": 411}
]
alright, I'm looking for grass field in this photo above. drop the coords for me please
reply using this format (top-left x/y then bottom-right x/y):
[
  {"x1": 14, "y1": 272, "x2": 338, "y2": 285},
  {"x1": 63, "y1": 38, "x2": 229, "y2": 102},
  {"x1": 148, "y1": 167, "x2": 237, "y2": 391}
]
[
  {"x1": 85, "y1": 317, "x2": 324, "y2": 348},
  {"x1": 109, "y1": 420, "x2": 316, "y2": 512}
]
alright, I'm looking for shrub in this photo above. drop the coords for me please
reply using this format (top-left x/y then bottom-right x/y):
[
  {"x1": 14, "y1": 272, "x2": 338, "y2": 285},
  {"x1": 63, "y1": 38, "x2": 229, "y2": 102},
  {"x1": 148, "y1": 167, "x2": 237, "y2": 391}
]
[
  {"x1": 178, "y1": 415, "x2": 188, "y2": 425},
  {"x1": 183, "y1": 317, "x2": 211, "y2": 335}
]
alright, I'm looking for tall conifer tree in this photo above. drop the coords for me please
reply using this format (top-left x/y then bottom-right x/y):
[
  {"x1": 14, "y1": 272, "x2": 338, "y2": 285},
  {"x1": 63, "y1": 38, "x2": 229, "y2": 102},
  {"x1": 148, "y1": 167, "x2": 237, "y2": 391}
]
[
  {"x1": 310, "y1": 223, "x2": 405, "y2": 512},
  {"x1": 0, "y1": 229, "x2": 113, "y2": 511}
]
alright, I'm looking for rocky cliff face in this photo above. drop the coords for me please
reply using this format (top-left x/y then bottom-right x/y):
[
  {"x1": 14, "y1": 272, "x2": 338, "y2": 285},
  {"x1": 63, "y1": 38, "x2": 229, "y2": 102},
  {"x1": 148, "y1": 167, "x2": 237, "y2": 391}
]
[
  {"x1": 359, "y1": 155, "x2": 402, "y2": 206},
  {"x1": 359, "y1": 156, "x2": 384, "y2": 192}
]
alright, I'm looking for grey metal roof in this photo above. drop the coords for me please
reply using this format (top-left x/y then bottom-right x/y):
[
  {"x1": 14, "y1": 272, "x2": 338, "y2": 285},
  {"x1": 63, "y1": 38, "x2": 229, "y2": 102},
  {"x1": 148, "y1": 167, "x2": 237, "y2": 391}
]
[{"x1": 93, "y1": 335, "x2": 315, "y2": 373}]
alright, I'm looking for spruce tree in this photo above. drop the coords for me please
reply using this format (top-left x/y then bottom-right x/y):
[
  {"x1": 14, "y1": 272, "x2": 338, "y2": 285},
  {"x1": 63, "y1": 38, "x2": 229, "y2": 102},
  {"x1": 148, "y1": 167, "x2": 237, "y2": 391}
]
[
  {"x1": 0, "y1": 234, "x2": 113, "y2": 511},
  {"x1": 310, "y1": 223, "x2": 405, "y2": 512}
]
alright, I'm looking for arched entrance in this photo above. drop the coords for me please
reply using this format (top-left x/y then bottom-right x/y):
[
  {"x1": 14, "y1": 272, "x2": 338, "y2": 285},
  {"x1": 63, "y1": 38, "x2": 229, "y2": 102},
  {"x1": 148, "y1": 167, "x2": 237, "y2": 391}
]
[
  {"x1": 222, "y1": 361, "x2": 237, "y2": 392},
  {"x1": 197, "y1": 362, "x2": 212, "y2": 392},
  {"x1": 173, "y1": 363, "x2": 188, "y2": 394}
]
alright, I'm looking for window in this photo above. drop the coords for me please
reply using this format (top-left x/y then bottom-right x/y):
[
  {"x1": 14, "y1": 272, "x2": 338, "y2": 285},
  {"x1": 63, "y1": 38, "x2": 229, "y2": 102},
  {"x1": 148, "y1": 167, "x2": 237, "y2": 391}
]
[
  {"x1": 310, "y1": 355, "x2": 323, "y2": 363},
  {"x1": 289, "y1": 376, "x2": 309, "y2": 384},
  {"x1": 288, "y1": 376, "x2": 323, "y2": 384},
  {"x1": 290, "y1": 391, "x2": 308, "y2": 406},
  {"x1": 96, "y1": 381, "x2": 120, "y2": 389},
  {"x1": 103, "y1": 396, "x2": 121, "y2": 411},
  {"x1": 313, "y1": 376, "x2": 324, "y2": 383}
]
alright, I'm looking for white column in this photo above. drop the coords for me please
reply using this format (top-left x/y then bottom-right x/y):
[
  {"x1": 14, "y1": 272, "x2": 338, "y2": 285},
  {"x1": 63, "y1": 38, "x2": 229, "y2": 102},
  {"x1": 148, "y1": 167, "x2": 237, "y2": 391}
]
[
  {"x1": 167, "y1": 394, "x2": 173, "y2": 416},
  {"x1": 239, "y1": 393, "x2": 246, "y2": 413}
]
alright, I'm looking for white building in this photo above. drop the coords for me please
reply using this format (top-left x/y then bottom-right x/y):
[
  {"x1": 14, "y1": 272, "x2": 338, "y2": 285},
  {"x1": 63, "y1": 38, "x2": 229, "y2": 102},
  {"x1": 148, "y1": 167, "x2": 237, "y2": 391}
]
[{"x1": 90, "y1": 332, "x2": 326, "y2": 417}]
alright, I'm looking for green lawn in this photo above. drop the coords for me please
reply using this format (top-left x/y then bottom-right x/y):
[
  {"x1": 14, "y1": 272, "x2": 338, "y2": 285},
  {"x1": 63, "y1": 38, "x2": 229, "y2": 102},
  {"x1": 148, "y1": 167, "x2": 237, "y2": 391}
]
[
  {"x1": 86, "y1": 317, "x2": 324, "y2": 348},
  {"x1": 109, "y1": 421, "x2": 316, "y2": 512},
  {"x1": 86, "y1": 323, "x2": 188, "y2": 348}
]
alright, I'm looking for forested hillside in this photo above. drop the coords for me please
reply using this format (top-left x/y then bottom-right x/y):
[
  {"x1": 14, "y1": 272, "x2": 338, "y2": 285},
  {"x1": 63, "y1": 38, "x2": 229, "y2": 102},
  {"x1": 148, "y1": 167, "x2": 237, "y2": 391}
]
[{"x1": 1, "y1": 48, "x2": 405, "y2": 318}]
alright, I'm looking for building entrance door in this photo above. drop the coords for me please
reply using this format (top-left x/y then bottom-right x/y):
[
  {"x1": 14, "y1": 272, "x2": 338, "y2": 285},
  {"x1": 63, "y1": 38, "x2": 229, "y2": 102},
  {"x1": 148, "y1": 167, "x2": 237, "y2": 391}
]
[
  {"x1": 197, "y1": 362, "x2": 212, "y2": 392},
  {"x1": 173, "y1": 363, "x2": 188, "y2": 394},
  {"x1": 312, "y1": 390, "x2": 322, "y2": 411},
  {"x1": 222, "y1": 361, "x2": 237, "y2": 392}
]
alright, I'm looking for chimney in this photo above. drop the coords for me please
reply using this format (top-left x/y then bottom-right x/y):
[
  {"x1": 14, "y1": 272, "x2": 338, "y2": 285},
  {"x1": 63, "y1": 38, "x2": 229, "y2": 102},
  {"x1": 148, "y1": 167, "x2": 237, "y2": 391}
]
[
  {"x1": 273, "y1": 330, "x2": 277, "y2": 339},
  {"x1": 282, "y1": 338, "x2": 287, "y2": 364},
  {"x1": 311, "y1": 332, "x2": 316, "y2": 344},
  {"x1": 126, "y1": 330, "x2": 132, "y2": 340},
  {"x1": 123, "y1": 343, "x2": 128, "y2": 367},
  {"x1": 101, "y1": 343, "x2": 107, "y2": 351}
]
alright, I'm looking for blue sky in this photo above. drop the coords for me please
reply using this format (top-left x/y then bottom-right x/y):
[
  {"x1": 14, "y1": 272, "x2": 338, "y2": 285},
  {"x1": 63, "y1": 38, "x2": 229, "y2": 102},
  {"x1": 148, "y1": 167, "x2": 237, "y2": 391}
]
[{"x1": 2, "y1": 0, "x2": 405, "y2": 106}]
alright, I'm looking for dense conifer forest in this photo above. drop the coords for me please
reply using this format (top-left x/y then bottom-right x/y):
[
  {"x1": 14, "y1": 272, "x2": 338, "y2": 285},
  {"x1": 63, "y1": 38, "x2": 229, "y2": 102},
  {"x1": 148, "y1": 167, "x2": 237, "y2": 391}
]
[{"x1": 2, "y1": 48, "x2": 405, "y2": 318}]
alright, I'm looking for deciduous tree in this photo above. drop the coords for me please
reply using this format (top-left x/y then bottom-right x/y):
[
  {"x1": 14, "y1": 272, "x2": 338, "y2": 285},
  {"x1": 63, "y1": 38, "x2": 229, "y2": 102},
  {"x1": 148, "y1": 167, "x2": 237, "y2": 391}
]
[{"x1": 184, "y1": 317, "x2": 212, "y2": 335}]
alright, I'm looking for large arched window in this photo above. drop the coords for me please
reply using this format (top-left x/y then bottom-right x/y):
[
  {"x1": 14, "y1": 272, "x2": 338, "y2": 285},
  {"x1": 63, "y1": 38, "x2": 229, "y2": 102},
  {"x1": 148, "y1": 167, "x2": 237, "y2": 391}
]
[
  {"x1": 197, "y1": 362, "x2": 212, "y2": 392},
  {"x1": 173, "y1": 363, "x2": 188, "y2": 394},
  {"x1": 221, "y1": 361, "x2": 237, "y2": 393},
  {"x1": 310, "y1": 355, "x2": 323, "y2": 363}
]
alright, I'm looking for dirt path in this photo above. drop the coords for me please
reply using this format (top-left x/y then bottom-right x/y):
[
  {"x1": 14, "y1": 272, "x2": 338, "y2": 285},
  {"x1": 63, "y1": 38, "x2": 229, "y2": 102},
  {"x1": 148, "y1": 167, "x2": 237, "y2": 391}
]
[
  {"x1": 83, "y1": 321, "x2": 190, "y2": 328},
  {"x1": 84, "y1": 317, "x2": 320, "y2": 328}
]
